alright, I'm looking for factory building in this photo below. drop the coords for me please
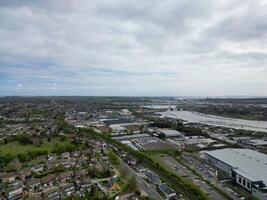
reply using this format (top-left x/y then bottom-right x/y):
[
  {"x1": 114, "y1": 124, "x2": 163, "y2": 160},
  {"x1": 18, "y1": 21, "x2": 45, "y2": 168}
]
[
  {"x1": 158, "y1": 129, "x2": 183, "y2": 137},
  {"x1": 204, "y1": 148, "x2": 267, "y2": 200}
]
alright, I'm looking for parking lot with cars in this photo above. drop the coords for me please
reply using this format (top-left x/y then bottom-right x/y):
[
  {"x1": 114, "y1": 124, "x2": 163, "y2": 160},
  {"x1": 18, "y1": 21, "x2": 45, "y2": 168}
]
[
  {"x1": 156, "y1": 155, "x2": 227, "y2": 200},
  {"x1": 181, "y1": 153, "x2": 248, "y2": 200}
]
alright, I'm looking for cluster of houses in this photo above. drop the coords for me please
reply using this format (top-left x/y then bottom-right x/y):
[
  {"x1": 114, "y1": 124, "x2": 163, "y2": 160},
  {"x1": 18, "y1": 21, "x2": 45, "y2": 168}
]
[
  {"x1": 120, "y1": 151, "x2": 178, "y2": 200},
  {"x1": 141, "y1": 168, "x2": 177, "y2": 199},
  {"x1": 0, "y1": 140, "x2": 116, "y2": 200},
  {"x1": 0, "y1": 121, "x2": 56, "y2": 138}
]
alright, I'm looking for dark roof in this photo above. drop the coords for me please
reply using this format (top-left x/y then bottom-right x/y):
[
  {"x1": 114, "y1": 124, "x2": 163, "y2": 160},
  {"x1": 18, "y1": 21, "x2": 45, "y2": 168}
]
[
  {"x1": 26, "y1": 178, "x2": 41, "y2": 187},
  {"x1": 6, "y1": 183, "x2": 23, "y2": 193},
  {"x1": 103, "y1": 119, "x2": 134, "y2": 126},
  {"x1": 159, "y1": 183, "x2": 175, "y2": 196},
  {"x1": 144, "y1": 170, "x2": 160, "y2": 184}
]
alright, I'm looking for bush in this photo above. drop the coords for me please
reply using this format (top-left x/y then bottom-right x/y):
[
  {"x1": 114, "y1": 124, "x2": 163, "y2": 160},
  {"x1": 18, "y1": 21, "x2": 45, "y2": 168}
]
[
  {"x1": 17, "y1": 153, "x2": 30, "y2": 162},
  {"x1": 0, "y1": 154, "x2": 15, "y2": 168},
  {"x1": 51, "y1": 143, "x2": 76, "y2": 154},
  {"x1": 16, "y1": 135, "x2": 33, "y2": 145},
  {"x1": 122, "y1": 177, "x2": 137, "y2": 193},
  {"x1": 149, "y1": 119, "x2": 173, "y2": 128},
  {"x1": 108, "y1": 151, "x2": 120, "y2": 166},
  {"x1": 27, "y1": 149, "x2": 48, "y2": 159}
]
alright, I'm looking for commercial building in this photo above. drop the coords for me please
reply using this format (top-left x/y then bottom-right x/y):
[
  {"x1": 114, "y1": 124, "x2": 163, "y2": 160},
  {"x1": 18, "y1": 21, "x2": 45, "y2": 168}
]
[
  {"x1": 103, "y1": 119, "x2": 135, "y2": 126},
  {"x1": 204, "y1": 148, "x2": 267, "y2": 200},
  {"x1": 247, "y1": 139, "x2": 267, "y2": 149},
  {"x1": 158, "y1": 129, "x2": 183, "y2": 137}
]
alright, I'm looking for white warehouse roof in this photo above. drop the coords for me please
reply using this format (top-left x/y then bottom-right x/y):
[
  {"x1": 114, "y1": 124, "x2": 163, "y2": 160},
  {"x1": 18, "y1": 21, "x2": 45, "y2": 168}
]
[{"x1": 205, "y1": 148, "x2": 267, "y2": 185}]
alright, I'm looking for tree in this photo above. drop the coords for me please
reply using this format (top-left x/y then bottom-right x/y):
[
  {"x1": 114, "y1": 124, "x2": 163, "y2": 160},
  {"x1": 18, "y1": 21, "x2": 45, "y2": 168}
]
[
  {"x1": 158, "y1": 133, "x2": 166, "y2": 140},
  {"x1": 122, "y1": 177, "x2": 137, "y2": 193},
  {"x1": 107, "y1": 151, "x2": 120, "y2": 166},
  {"x1": 17, "y1": 153, "x2": 29, "y2": 162},
  {"x1": 0, "y1": 154, "x2": 15, "y2": 168}
]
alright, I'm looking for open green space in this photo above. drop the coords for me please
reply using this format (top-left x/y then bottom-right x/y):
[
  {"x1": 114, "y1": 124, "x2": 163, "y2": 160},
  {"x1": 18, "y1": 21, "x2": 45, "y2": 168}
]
[
  {"x1": 0, "y1": 137, "x2": 72, "y2": 157},
  {"x1": 145, "y1": 153, "x2": 174, "y2": 170}
]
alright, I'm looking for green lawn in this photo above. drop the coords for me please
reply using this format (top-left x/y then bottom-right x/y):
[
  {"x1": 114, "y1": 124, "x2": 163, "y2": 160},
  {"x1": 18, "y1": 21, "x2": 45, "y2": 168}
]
[
  {"x1": 146, "y1": 153, "x2": 177, "y2": 173},
  {"x1": 0, "y1": 138, "x2": 71, "y2": 157}
]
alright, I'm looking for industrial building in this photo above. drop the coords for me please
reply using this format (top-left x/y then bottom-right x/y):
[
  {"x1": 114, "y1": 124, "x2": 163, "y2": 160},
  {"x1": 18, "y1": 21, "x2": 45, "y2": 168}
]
[
  {"x1": 247, "y1": 139, "x2": 267, "y2": 149},
  {"x1": 204, "y1": 148, "x2": 267, "y2": 200},
  {"x1": 158, "y1": 129, "x2": 183, "y2": 137}
]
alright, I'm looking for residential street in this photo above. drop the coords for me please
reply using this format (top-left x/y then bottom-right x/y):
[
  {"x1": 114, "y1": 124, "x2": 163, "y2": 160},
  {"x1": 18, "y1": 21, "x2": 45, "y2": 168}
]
[{"x1": 121, "y1": 162, "x2": 163, "y2": 200}]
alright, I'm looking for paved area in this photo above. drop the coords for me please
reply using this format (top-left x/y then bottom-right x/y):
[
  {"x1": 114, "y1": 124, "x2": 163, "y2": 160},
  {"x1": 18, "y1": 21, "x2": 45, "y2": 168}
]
[
  {"x1": 181, "y1": 153, "x2": 242, "y2": 200},
  {"x1": 156, "y1": 155, "x2": 227, "y2": 200}
]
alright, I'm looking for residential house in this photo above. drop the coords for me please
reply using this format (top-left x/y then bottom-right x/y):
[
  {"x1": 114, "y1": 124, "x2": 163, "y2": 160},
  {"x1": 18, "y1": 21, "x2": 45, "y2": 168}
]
[
  {"x1": 125, "y1": 194, "x2": 140, "y2": 200},
  {"x1": 127, "y1": 158, "x2": 137, "y2": 166},
  {"x1": 5, "y1": 183, "x2": 23, "y2": 200},
  {"x1": 41, "y1": 174, "x2": 56, "y2": 187},
  {"x1": 26, "y1": 178, "x2": 41, "y2": 191},
  {"x1": 81, "y1": 149, "x2": 92, "y2": 156},
  {"x1": 76, "y1": 178, "x2": 91, "y2": 196},
  {"x1": 76, "y1": 155, "x2": 88, "y2": 166},
  {"x1": 62, "y1": 158, "x2": 76, "y2": 169},
  {"x1": 0, "y1": 194, "x2": 6, "y2": 200},
  {"x1": 71, "y1": 151, "x2": 81, "y2": 158},
  {"x1": 143, "y1": 170, "x2": 161, "y2": 185},
  {"x1": 1, "y1": 173, "x2": 17, "y2": 183},
  {"x1": 28, "y1": 192, "x2": 42, "y2": 200},
  {"x1": 45, "y1": 161, "x2": 61, "y2": 171},
  {"x1": 47, "y1": 154, "x2": 57, "y2": 162},
  {"x1": 135, "y1": 165, "x2": 146, "y2": 173},
  {"x1": 31, "y1": 164, "x2": 44, "y2": 173},
  {"x1": 74, "y1": 169, "x2": 87, "y2": 180},
  {"x1": 159, "y1": 184, "x2": 176, "y2": 199},
  {"x1": 42, "y1": 188, "x2": 60, "y2": 200},
  {"x1": 59, "y1": 183, "x2": 75, "y2": 198},
  {"x1": 57, "y1": 171, "x2": 73, "y2": 182},
  {"x1": 107, "y1": 177, "x2": 121, "y2": 191},
  {"x1": 61, "y1": 152, "x2": 70, "y2": 160},
  {"x1": 17, "y1": 168, "x2": 31, "y2": 181}
]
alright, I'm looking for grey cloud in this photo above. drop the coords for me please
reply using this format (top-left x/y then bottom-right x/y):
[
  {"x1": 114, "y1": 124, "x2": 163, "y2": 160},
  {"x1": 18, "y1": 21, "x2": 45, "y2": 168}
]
[
  {"x1": 0, "y1": 0, "x2": 267, "y2": 96},
  {"x1": 206, "y1": 2, "x2": 267, "y2": 41}
]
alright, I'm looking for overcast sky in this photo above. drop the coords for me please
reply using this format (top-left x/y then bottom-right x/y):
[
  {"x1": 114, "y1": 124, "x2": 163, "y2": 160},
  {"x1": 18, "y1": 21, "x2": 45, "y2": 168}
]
[{"x1": 1, "y1": 0, "x2": 267, "y2": 96}]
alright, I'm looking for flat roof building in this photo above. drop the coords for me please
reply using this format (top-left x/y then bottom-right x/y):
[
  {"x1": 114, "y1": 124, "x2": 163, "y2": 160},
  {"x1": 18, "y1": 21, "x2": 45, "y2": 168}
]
[
  {"x1": 204, "y1": 148, "x2": 267, "y2": 200},
  {"x1": 103, "y1": 119, "x2": 134, "y2": 126},
  {"x1": 248, "y1": 139, "x2": 267, "y2": 147},
  {"x1": 158, "y1": 129, "x2": 183, "y2": 137}
]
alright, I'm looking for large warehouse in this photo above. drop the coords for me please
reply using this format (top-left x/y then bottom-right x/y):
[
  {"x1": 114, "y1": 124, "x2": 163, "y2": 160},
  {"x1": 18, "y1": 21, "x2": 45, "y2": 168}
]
[{"x1": 204, "y1": 148, "x2": 267, "y2": 200}]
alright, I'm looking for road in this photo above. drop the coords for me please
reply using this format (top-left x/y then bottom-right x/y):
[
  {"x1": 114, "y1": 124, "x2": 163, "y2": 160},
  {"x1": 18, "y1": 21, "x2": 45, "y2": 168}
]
[
  {"x1": 121, "y1": 162, "x2": 163, "y2": 200},
  {"x1": 156, "y1": 155, "x2": 227, "y2": 200}
]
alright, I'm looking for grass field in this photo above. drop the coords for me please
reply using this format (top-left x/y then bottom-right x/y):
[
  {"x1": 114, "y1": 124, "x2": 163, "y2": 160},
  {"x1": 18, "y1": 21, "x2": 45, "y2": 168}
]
[
  {"x1": 145, "y1": 153, "x2": 178, "y2": 173},
  {"x1": 0, "y1": 138, "x2": 72, "y2": 157}
]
